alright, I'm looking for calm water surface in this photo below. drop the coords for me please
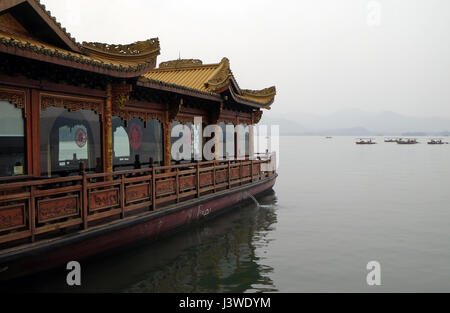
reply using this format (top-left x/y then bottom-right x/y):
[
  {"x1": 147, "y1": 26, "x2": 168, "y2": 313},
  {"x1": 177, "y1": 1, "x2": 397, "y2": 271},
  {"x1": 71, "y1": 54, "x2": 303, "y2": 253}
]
[{"x1": 5, "y1": 136, "x2": 450, "y2": 292}]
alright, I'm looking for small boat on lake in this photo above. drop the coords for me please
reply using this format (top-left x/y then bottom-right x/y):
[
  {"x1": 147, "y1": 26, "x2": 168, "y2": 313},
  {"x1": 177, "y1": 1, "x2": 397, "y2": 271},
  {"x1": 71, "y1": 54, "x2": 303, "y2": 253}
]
[
  {"x1": 427, "y1": 138, "x2": 449, "y2": 145},
  {"x1": 384, "y1": 138, "x2": 398, "y2": 143},
  {"x1": 356, "y1": 138, "x2": 377, "y2": 145},
  {"x1": 397, "y1": 138, "x2": 419, "y2": 145}
]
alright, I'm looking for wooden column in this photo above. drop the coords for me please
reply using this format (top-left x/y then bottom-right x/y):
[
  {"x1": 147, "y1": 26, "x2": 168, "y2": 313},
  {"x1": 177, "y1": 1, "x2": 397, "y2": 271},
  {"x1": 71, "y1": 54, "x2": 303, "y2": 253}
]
[
  {"x1": 214, "y1": 124, "x2": 220, "y2": 160},
  {"x1": 105, "y1": 83, "x2": 113, "y2": 173},
  {"x1": 235, "y1": 122, "x2": 240, "y2": 160},
  {"x1": 30, "y1": 89, "x2": 41, "y2": 177},
  {"x1": 163, "y1": 113, "x2": 171, "y2": 167},
  {"x1": 249, "y1": 124, "x2": 255, "y2": 160}
]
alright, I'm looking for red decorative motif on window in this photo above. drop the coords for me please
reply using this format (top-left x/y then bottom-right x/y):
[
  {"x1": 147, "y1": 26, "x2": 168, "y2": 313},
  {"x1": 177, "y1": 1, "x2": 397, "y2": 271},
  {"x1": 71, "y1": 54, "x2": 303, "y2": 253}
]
[
  {"x1": 128, "y1": 122, "x2": 143, "y2": 151},
  {"x1": 75, "y1": 128, "x2": 87, "y2": 148}
]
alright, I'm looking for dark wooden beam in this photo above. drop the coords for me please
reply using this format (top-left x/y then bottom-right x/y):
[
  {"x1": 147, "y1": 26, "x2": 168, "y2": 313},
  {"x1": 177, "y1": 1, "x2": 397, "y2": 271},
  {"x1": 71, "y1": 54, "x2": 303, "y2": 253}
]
[
  {"x1": 0, "y1": 0, "x2": 26, "y2": 11},
  {"x1": 0, "y1": 74, "x2": 106, "y2": 99}
]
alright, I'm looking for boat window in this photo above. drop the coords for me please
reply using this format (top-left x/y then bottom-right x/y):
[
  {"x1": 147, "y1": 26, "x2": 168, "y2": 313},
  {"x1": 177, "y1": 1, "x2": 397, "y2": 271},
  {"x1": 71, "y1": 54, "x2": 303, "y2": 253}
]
[
  {"x1": 244, "y1": 125, "x2": 250, "y2": 157},
  {"x1": 113, "y1": 126, "x2": 130, "y2": 159},
  {"x1": 237, "y1": 124, "x2": 250, "y2": 158},
  {"x1": 171, "y1": 121, "x2": 200, "y2": 163},
  {"x1": 0, "y1": 101, "x2": 26, "y2": 177},
  {"x1": 220, "y1": 122, "x2": 235, "y2": 160},
  {"x1": 58, "y1": 125, "x2": 88, "y2": 166},
  {"x1": 192, "y1": 122, "x2": 202, "y2": 160},
  {"x1": 113, "y1": 117, "x2": 163, "y2": 170},
  {"x1": 40, "y1": 107, "x2": 102, "y2": 177}
]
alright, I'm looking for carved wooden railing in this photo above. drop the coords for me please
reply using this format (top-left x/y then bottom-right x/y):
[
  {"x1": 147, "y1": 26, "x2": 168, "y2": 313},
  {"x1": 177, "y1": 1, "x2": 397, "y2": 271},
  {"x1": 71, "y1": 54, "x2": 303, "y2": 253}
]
[{"x1": 0, "y1": 158, "x2": 273, "y2": 248}]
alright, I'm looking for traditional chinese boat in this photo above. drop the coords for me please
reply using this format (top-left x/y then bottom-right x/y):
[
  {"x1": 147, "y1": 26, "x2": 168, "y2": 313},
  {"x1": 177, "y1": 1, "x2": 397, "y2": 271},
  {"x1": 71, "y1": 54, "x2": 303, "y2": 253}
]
[
  {"x1": 427, "y1": 138, "x2": 449, "y2": 145},
  {"x1": 356, "y1": 138, "x2": 376, "y2": 145},
  {"x1": 397, "y1": 138, "x2": 419, "y2": 145},
  {"x1": 0, "y1": 0, "x2": 277, "y2": 280}
]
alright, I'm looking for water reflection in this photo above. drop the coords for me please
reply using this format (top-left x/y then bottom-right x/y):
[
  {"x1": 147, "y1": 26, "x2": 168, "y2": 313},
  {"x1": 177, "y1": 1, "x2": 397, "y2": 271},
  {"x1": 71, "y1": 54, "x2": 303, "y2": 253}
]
[{"x1": 5, "y1": 190, "x2": 278, "y2": 293}]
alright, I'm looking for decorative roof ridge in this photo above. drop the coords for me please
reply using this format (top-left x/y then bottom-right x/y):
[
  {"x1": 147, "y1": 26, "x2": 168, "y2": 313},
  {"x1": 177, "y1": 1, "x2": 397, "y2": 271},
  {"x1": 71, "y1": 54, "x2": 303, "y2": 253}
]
[
  {"x1": 233, "y1": 92, "x2": 275, "y2": 108},
  {"x1": 82, "y1": 38, "x2": 160, "y2": 57},
  {"x1": 0, "y1": 34, "x2": 155, "y2": 73},
  {"x1": 205, "y1": 57, "x2": 232, "y2": 90},
  {"x1": 158, "y1": 59, "x2": 204, "y2": 70},
  {"x1": 150, "y1": 65, "x2": 219, "y2": 73},
  {"x1": 241, "y1": 86, "x2": 277, "y2": 97}
]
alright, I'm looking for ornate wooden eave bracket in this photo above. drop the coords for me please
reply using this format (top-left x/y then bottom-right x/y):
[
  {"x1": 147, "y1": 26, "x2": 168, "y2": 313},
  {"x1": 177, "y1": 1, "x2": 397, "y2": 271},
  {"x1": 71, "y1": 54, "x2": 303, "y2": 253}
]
[
  {"x1": 111, "y1": 82, "x2": 132, "y2": 110},
  {"x1": 252, "y1": 110, "x2": 263, "y2": 124},
  {"x1": 168, "y1": 96, "x2": 183, "y2": 122},
  {"x1": 0, "y1": 88, "x2": 25, "y2": 110},
  {"x1": 112, "y1": 108, "x2": 164, "y2": 124},
  {"x1": 40, "y1": 93, "x2": 103, "y2": 115},
  {"x1": 209, "y1": 102, "x2": 224, "y2": 125}
]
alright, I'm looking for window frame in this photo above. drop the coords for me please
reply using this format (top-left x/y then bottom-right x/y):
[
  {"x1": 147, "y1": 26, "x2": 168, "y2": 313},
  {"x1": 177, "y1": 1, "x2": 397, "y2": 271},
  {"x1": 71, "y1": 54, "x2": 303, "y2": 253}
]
[{"x1": 0, "y1": 87, "x2": 30, "y2": 179}]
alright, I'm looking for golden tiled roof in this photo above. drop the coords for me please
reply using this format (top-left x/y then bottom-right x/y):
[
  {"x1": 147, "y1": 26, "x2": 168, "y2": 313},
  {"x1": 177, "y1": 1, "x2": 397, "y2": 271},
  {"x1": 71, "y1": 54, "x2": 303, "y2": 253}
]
[
  {"x1": 143, "y1": 59, "x2": 222, "y2": 93},
  {"x1": 142, "y1": 58, "x2": 276, "y2": 108}
]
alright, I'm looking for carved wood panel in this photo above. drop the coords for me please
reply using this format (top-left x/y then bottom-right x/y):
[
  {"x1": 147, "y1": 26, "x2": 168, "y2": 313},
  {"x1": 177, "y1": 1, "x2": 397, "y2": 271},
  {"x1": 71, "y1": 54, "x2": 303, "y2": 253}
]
[
  {"x1": 0, "y1": 203, "x2": 26, "y2": 232},
  {"x1": 40, "y1": 93, "x2": 103, "y2": 115},
  {"x1": 200, "y1": 172, "x2": 214, "y2": 187},
  {"x1": 111, "y1": 82, "x2": 132, "y2": 110},
  {"x1": 156, "y1": 179, "x2": 176, "y2": 196},
  {"x1": 113, "y1": 108, "x2": 164, "y2": 123},
  {"x1": 37, "y1": 195, "x2": 79, "y2": 223},
  {"x1": 173, "y1": 114, "x2": 196, "y2": 124},
  {"x1": 242, "y1": 165, "x2": 251, "y2": 177},
  {"x1": 230, "y1": 167, "x2": 240, "y2": 180},
  {"x1": 252, "y1": 164, "x2": 260, "y2": 175},
  {"x1": 89, "y1": 188, "x2": 120, "y2": 212},
  {"x1": 179, "y1": 175, "x2": 196, "y2": 191},
  {"x1": 215, "y1": 170, "x2": 228, "y2": 184},
  {"x1": 126, "y1": 183, "x2": 150, "y2": 204}
]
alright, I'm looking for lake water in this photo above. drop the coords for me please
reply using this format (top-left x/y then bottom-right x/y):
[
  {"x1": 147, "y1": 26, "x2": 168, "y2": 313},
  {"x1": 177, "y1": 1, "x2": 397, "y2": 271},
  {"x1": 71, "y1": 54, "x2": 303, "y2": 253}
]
[{"x1": 5, "y1": 136, "x2": 450, "y2": 292}]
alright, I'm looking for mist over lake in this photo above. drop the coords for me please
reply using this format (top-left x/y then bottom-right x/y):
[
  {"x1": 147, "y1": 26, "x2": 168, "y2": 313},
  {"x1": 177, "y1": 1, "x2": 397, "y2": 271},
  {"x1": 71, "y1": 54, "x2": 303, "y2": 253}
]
[{"x1": 262, "y1": 109, "x2": 450, "y2": 136}]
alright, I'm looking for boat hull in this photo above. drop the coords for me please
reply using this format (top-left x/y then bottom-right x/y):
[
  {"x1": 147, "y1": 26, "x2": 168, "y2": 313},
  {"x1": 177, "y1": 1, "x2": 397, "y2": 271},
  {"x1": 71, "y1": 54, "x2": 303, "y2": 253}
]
[{"x1": 0, "y1": 175, "x2": 276, "y2": 281}]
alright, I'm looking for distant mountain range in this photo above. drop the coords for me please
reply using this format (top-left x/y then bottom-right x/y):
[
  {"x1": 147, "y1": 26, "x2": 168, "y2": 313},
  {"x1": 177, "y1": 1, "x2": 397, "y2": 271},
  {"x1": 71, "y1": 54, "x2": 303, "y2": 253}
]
[{"x1": 261, "y1": 109, "x2": 450, "y2": 136}]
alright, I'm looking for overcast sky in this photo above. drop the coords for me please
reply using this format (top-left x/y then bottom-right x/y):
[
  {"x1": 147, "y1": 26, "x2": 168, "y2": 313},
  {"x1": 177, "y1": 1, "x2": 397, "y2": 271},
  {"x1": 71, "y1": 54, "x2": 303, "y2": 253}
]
[{"x1": 41, "y1": 0, "x2": 450, "y2": 119}]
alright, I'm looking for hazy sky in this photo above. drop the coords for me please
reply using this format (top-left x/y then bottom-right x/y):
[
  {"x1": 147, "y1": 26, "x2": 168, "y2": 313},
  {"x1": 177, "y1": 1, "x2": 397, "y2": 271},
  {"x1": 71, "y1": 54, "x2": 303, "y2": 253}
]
[{"x1": 41, "y1": 0, "x2": 450, "y2": 118}]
